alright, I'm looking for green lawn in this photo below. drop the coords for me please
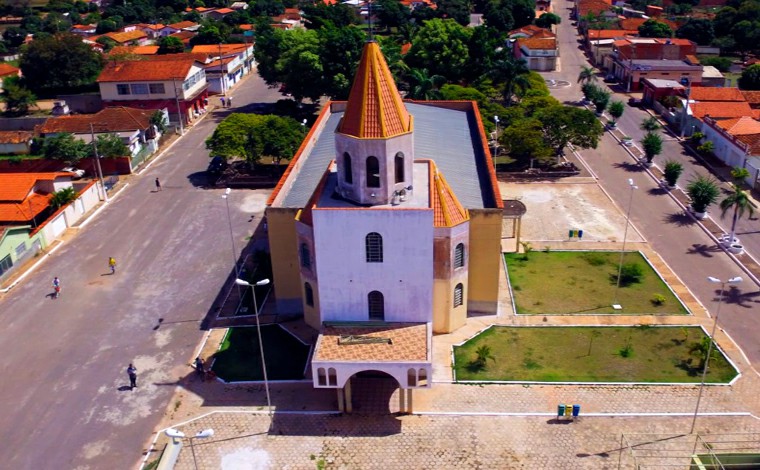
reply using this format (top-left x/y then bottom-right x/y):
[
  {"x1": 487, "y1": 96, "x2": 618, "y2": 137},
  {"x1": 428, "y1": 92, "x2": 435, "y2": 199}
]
[
  {"x1": 505, "y1": 251, "x2": 688, "y2": 315},
  {"x1": 0, "y1": 154, "x2": 43, "y2": 161},
  {"x1": 453, "y1": 326, "x2": 737, "y2": 383},
  {"x1": 211, "y1": 325, "x2": 310, "y2": 382}
]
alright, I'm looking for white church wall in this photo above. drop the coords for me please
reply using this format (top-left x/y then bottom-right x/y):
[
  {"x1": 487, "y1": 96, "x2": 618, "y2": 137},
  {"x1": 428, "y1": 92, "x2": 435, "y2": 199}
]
[{"x1": 312, "y1": 207, "x2": 433, "y2": 323}]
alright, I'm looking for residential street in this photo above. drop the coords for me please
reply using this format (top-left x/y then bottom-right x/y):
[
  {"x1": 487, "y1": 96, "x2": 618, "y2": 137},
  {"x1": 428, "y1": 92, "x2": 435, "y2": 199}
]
[
  {"x1": 546, "y1": 0, "x2": 760, "y2": 366},
  {"x1": 0, "y1": 75, "x2": 282, "y2": 469}
]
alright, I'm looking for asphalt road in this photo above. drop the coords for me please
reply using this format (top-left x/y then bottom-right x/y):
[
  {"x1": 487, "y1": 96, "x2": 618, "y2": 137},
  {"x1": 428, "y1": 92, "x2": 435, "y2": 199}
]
[
  {"x1": 546, "y1": 0, "x2": 760, "y2": 366},
  {"x1": 0, "y1": 75, "x2": 282, "y2": 469}
]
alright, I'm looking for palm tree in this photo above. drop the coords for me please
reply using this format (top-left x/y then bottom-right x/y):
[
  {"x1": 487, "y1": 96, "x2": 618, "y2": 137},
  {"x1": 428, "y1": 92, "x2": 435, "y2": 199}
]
[
  {"x1": 490, "y1": 56, "x2": 530, "y2": 105},
  {"x1": 475, "y1": 345, "x2": 495, "y2": 368},
  {"x1": 405, "y1": 68, "x2": 446, "y2": 100},
  {"x1": 641, "y1": 132, "x2": 663, "y2": 164},
  {"x1": 730, "y1": 166, "x2": 750, "y2": 184},
  {"x1": 577, "y1": 66, "x2": 597, "y2": 85},
  {"x1": 50, "y1": 187, "x2": 77, "y2": 210},
  {"x1": 720, "y1": 184, "x2": 755, "y2": 245},
  {"x1": 640, "y1": 116, "x2": 660, "y2": 132}
]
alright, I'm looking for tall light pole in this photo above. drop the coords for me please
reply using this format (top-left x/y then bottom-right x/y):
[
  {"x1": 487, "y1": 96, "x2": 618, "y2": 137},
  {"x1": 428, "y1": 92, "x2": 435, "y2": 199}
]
[
  {"x1": 165, "y1": 428, "x2": 214, "y2": 470},
  {"x1": 612, "y1": 178, "x2": 637, "y2": 310},
  {"x1": 690, "y1": 275, "x2": 742, "y2": 434},
  {"x1": 89, "y1": 123, "x2": 109, "y2": 203},
  {"x1": 493, "y1": 115, "x2": 500, "y2": 155},
  {"x1": 679, "y1": 78, "x2": 691, "y2": 139},
  {"x1": 235, "y1": 278, "x2": 273, "y2": 418},
  {"x1": 222, "y1": 188, "x2": 242, "y2": 300}
]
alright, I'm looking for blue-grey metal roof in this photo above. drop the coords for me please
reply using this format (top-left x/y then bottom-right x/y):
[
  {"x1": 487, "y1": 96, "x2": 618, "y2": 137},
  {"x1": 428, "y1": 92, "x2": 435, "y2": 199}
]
[{"x1": 279, "y1": 102, "x2": 494, "y2": 209}]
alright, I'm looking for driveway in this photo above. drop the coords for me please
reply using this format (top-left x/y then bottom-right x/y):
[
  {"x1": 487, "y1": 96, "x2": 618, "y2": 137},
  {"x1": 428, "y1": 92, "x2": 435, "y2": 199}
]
[{"x1": 0, "y1": 74, "x2": 283, "y2": 469}]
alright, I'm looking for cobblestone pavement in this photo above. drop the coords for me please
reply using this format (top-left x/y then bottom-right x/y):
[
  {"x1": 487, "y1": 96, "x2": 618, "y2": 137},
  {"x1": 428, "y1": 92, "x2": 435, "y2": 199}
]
[{"x1": 167, "y1": 413, "x2": 760, "y2": 469}]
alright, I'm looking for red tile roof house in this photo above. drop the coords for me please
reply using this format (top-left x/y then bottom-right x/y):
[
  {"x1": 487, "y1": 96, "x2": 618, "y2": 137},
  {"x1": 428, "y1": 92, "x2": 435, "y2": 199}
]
[
  {"x1": 134, "y1": 23, "x2": 167, "y2": 39},
  {"x1": 191, "y1": 44, "x2": 256, "y2": 94},
  {"x1": 700, "y1": 116, "x2": 760, "y2": 178},
  {"x1": 605, "y1": 38, "x2": 700, "y2": 91},
  {"x1": 38, "y1": 107, "x2": 164, "y2": 168},
  {"x1": 680, "y1": 88, "x2": 754, "y2": 138},
  {"x1": 0, "y1": 131, "x2": 33, "y2": 155},
  {"x1": 96, "y1": 30, "x2": 150, "y2": 46},
  {"x1": 513, "y1": 32, "x2": 558, "y2": 71},
  {"x1": 205, "y1": 8, "x2": 235, "y2": 21},
  {"x1": 97, "y1": 58, "x2": 209, "y2": 130}
]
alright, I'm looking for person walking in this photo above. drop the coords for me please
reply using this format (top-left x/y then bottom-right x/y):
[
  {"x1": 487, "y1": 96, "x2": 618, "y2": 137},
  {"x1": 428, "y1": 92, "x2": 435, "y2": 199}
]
[
  {"x1": 220, "y1": 96, "x2": 226, "y2": 107},
  {"x1": 52, "y1": 277, "x2": 61, "y2": 298},
  {"x1": 194, "y1": 357, "x2": 206, "y2": 381},
  {"x1": 227, "y1": 96, "x2": 232, "y2": 108},
  {"x1": 108, "y1": 257, "x2": 116, "y2": 274},
  {"x1": 155, "y1": 178, "x2": 162, "y2": 192},
  {"x1": 127, "y1": 363, "x2": 137, "y2": 390}
]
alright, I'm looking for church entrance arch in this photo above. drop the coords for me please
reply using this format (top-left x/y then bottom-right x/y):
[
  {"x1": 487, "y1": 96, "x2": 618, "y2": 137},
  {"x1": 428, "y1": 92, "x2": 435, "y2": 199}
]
[{"x1": 339, "y1": 370, "x2": 414, "y2": 415}]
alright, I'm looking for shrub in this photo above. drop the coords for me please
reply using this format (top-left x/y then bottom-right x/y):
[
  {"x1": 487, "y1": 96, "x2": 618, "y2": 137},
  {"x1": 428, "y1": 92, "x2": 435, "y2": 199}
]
[
  {"x1": 619, "y1": 262, "x2": 644, "y2": 286},
  {"x1": 651, "y1": 294, "x2": 666, "y2": 306},
  {"x1": 690, "y1": 131, "x2": 704, "y2": 141},
  {"x1": 581, "y1": 252, "x2": 607, "y2": 266},
  {"x1": 686, "y1": 175, "x2": 720, "y2": 213},
  {"x1": 619, "y1": 344, "x2": 634, "y2": 358},
  {"x1": 663, "y1": 160, "x2": 684, "y2": 187},
  {"x1": 697, "y1": 141, "x2": 714, "y2": 155}
]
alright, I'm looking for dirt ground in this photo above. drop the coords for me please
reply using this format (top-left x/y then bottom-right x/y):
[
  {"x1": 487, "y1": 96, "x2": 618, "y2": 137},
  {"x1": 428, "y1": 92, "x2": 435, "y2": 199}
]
[{"x1": 500, "y1": 181, "x2": 646, "y2": 243}]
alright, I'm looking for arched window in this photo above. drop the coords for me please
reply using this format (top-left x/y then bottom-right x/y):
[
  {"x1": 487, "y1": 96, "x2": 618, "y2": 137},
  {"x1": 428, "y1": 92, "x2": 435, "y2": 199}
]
[
  {"x1": 395, "y1": 152, "x2": 404, "y2": 183},
  {"x1": 317, "y1": 367, "x2": 326, "y2": 386},
  {"x1": 418, "y1": 368, "x2": 428, "y2": 386},
  {"x1": 328, "y1": 367, "x2": 337, "y2": 386},
  {"x1": 368, "y1": 291, "x2": 384, "y2": 320},
  {"x1": 454, "y1": 243, "x2": 465, "y2": 269},
  {"x1": 304, "y1": 282, "x2": 314, "y2": 307},
  {"x1": 300, "y1": 243, "x2": 311, "y2": 269},
  {"x1": 454, "y1": 283, "x2": 464, "y2": 308},
  {"x1": 407, "y1": 368, "x2": 417, "y2": 387},
  {"x1": 344, "y1": 152, "x2": 353, "y2": 184},
  {"x1": 366, "y1": 156, "x2": 380, "y2": 188},
  {"x1": 365, "y1": 232, "x2": 383, "y2": 262}
]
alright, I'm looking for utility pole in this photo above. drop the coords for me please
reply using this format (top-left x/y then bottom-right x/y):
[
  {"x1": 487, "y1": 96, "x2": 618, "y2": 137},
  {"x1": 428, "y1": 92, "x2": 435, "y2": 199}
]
[
  {"x1": 679, "y1": 78, "x2": 691, "y2": 139},
  {"x1": 218, "y1": 42, "x2": 226, "y2": 98},
  {"x1": 173, "y1": 78, "x2": 185, "y2": 135},
  {"x1": 90, "y1": 123, "x2": 109, "y2": 203}
]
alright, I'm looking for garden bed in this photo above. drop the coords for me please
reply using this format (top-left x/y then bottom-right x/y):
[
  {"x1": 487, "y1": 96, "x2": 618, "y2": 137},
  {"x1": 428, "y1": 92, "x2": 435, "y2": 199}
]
[
  {"x1": 504, "y1": 251, "x2": 688, "y2": 315},
  {"x1": 453, "y1": 326, "x2": 737, "y2": 383}
]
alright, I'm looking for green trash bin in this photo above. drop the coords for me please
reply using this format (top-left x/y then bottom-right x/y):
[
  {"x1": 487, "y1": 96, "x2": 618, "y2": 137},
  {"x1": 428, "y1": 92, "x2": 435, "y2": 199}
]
[{"x1": 557, "y1": 404, "x2": 565, "y2": 417}]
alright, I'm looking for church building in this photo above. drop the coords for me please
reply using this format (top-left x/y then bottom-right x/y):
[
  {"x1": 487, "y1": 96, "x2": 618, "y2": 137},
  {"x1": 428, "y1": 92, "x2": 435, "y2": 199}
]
[{"x1": 265, "y1": 41, "x2": 503, "y2": 412}]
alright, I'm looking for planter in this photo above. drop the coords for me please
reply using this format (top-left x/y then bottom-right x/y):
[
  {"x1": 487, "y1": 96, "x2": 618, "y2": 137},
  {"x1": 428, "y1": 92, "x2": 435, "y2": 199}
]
[
  {"x1": 727, "y1": 243, "x2": 744, "y2": 254},
  {"x1": 642, "y1": 160, "x2": 653, "y2": 168},
  {"x1": 608, "y1": 122, "x2": 617, "y2": 129},
  {"x1": 719, "y1": 234, "x2": 741, "y2": 245},
  {"x1": 692, "y1": 210, "x2": 707, "y2": 220},
  {"x1": 622, "y1": 137, "x2": 633, "y2": 147},
  {"x1": 661, "y1": 180, "x2": 676, "y2": 190}
]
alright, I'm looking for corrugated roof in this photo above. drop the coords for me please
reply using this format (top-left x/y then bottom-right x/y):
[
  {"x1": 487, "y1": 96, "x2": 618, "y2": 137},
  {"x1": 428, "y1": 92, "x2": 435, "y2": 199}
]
[
  {"x1": 103, "y1": 30, "x2": 148, "y2": 44},
  {"x1": 109, "y1": 45, "x2": 159, "y2": 56},
  {"x1": 338, "y1": 41, "x2": 412, "y2": 139}
]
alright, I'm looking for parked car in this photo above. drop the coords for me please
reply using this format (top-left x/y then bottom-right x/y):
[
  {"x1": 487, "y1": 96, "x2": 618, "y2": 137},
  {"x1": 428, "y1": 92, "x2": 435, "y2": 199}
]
[
  {"x1": 603, "y1": 74, "x2": 617, "y2": 83},
  {"x1": 628, "y1": 97, "x2": 642, "y2": 107},
  {"x1": 62, "y1": 167, "x2": 85, "y2": 179},
  {"x1": 207, "y1": 156, "x2": 228, "y2": 177}
]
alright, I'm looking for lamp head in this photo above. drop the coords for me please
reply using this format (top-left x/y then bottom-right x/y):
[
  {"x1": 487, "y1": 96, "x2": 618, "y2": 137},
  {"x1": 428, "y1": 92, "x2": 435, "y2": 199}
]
[
  {"x1": 235, "y1": 278, "x2": 250, "y2": 286},
  {"x1": 728, "y1": 276, "x2": 743, "y2": 284},
  {"x1": 225, "y1": 188, "x2": 231, "y2": 195},
  {"x1": 707, "y1": 276, "x2": 720, "y2": 284},
  {"x1": 255, "y1": 279, "x2": 271, "y2": 286},
  {"x1": 165, "y1": 428, "x2": 185, "y2": 439},
  {"x1": 195, "y1": 429, "x2": 214, "y2": 439}
]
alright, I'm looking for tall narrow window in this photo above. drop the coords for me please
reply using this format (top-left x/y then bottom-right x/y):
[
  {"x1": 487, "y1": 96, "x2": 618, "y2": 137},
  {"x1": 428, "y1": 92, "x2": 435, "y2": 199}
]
[
  {"x1": 368, "y1": 291, "x2": 385, "y2": 320},
  {"x1": 454, "y1": 243, "x2": 465, "y2": 269},
  {"x1": 395, "y1": 152, "x2": 404, "y2": 183},
  {"x1": 300, "y1": 243, "x2": 311, "y2": 269},
  {"x1": 365, "y1": 232, "x2": 383, "y2": 262},
  {"x1": 454, "y1": 283, "x2": 464, "y2": 307},
  {"x1": 344, "y1": 152, "x2": 353, "y2": 184},
  {"x1": 366, "y1": 156, "x2": 380, "y2": 188},
  {"x1": 304, "y1": 282, "x2": 314, "y2": 307}
]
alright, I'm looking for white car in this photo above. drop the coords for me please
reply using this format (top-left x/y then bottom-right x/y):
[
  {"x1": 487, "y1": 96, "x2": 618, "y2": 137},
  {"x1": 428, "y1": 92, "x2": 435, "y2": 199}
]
[{"x1": 62, "y1": 167, "x2": 85, "y2": 179}]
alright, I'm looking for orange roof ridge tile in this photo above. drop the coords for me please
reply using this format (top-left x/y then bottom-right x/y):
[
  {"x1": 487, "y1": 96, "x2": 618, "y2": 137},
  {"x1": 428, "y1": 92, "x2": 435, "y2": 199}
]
[
  {"x1": 338, "y1": 41, "x2": 412, "y2": 139},
  {"x1": 428, "y1": 161, "x2": 468, "y2": 227}
]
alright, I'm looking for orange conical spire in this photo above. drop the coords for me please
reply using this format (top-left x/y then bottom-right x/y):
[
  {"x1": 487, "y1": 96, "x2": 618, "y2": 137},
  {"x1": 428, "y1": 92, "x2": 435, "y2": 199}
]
[{"x1": 338, "y1": 41, "x2": 412, "y2": 139}]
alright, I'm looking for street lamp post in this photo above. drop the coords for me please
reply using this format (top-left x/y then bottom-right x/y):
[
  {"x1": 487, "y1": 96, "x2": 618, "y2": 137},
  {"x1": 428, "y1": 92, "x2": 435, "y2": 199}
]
[
  {"x1": 222, "y1": 188, "x2": 242, "y2": 300},
  {"x1": 612, "y1": 179, "x2": 637, "y2": 310},
  {"x1": 679, "y1": 78, "x2": 691, "y2": 139},
  {"x1": 235, "y1": 278, "x2": 273, "y2": 418},
  {"x1": 690, "y1": 275, "x2": 742, "y2": 434}
]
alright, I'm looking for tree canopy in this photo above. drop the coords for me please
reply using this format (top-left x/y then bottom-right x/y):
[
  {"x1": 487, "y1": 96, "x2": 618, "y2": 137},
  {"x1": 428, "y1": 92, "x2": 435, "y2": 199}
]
[
  {"x1": 739, "y1": 64, "x2": 760, "y2": 90},
  {"x1": 405, "y1": 19, "x2": 472, "y2": 81},
  {"x1": 1, "y1": 76, "x2": 36, "y2": 116},
  {"x1": 20, "y1": 33, "x2": 105, "y2": 93},
  {"x1": 675, "y1": 19, "x2": 714, "y2": 45},
  {"x1": 205, "y1": 113, "x2": 304, "y2": 164},
  {"x1": 535, "y1": 12, "x2": 561, "y2": 28},
  {"x1": 157, "y1": 35, "x2": 185, "y2": 54},
  {"x1": 42, "y1": 133, "x2": 90, "y2": 164},
  {"x1": 638, "y1": 20, "x2": 673, "y2": 38}
]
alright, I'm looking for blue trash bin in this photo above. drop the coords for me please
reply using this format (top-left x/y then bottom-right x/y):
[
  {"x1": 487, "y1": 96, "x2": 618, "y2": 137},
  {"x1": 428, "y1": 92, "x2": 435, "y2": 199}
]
[
  {"x1": 578, "y1": 230, "x2": 583, "y2": 239},
  {"x1": 572, "y1": 404, "x2": 580, "y2": 417},
  {"x1": 558, "y1": 404, "x2": 565, "y2": 417}
]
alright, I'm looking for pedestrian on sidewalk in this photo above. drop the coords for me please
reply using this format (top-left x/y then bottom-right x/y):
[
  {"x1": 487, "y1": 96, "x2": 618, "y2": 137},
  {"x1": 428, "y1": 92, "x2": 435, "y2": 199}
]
[
  {"x1": 155, "y1": 177, "x2": 162, "y2": 191},
  {"x1": 108, "y1": 257, "x2": 116, "y2": 274},
  {"x1": 220, "y1": 96, "x2": 226, "y2": 107},
  {"x1": 194, "y1": 357, "x2": 206, "y2": 381},
  {"x1": 127, "y1": 363, "x2": 137, "y2": 390},
  {"x1": 227, "y1": 96, "x2": 232, "y2": 108}
]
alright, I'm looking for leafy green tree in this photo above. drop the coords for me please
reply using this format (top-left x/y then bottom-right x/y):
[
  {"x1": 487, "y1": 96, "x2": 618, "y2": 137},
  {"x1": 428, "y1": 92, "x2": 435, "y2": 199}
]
[
  {"x1": 592, "y1": 88, "x2": 610, "y2": 114},
  {"x1": 249, "y1": 0, "x2": 285, "y2": 17},
  {"x1": 275, "y1": 28, "x2": 323, "y2": 103},
  {"x1": 739, "y1": 63, "x2": 760, "y2": 90},
  {"x1": 190, "y1": 24, "x2": 226, "y2": 45},
  {"x1": 535, "y1": 12, "x2": 560, "y2": 28},
  {"x1": 252, "y1": 21, "x2": 282, "y2": 88},
  {"x1": 581, "y1": 82, "x2": 601, "y2": 102},
  {"x1": 151, "y1": 111, "x2": 168, "y2": 133},
  {"x1": 1, "y1": 76, "x2": 36, "y2": 116},
  {"x1": 157, "y1": 35, "x2": 185, "y2": 54},
  {"x1": 482, "y1": 0, "x2": 514, "y2": 33},
  {"x1": 607, "y1": 100, "x2": 624, "y2": 126},
  {"x1": 96, "y1": 19, "x2": 120, "y2": 34},
  {"x1": 463, "y1": 26, "x2": 504, "y2": 83},
  {"x1": 301, "y1": 3, "x2": 359, "y2": 29},
  {"x1": 731, "y1": 20, "x2": 760, "y2": 60},
  {"x1": 510, "y1": 0, "x2": 536, "y2": 28},
  {"x1": 21, "y1": 15, "x2": 43, "y2": 34},
  {"x1": 376, "y1": 0, "x2": 410, "y2": 30},
  {"x1": 720, "y1": 183, "x2": 755, "y2": 244},
  {"x1": 641, "y1": 132, "x2": 663, "y2": 163},
  {"x1": 490, "y1": 55, "x2": 530, "y2": 105},
  {"x1": 20, "y1": 34, "x2": 106, "y2": 92},
  {"x1": 500, "y1": 118, "x2": 553, "y2": 164},
  {"x1": 94, "y1": 133, "x2": 129, "y2": 157},
  {"x1": 2, "y1": 26, "x2": 26, "y2": 48},
  {"x1": 436, "y1": 0, "x2": 472, "y2": 26},
  {"x1": 42, "y1": 133, "x2": 90, "y2": 164},
  {"x1": 713, "y1": 6, "x2": 737, "y2": 37},
  {"x1": 96, "y1": 36, "x2": 118, "y2": 52},
  {"x1": 686, "y1": 175, "x2": 720, "y2": 214},
  {"x1": 536, "y1": 105, "x2": 603, "y2": 158},
  {"x1": 405, "y1": 19, "x2": 472, "y2": 80},
  {"x1": 638, "y1": 19, "x2": 672, "y2": 38},
  {"x1": 640, "y1": 116, "x2": 660, "y2": 131},
  {"x1": 730, "y1": 166, "x2": 750, "y2": 184},
  {"x1": 405, "y1": 68, "x2": 446, "y2": 100},
  {"x1": 698, "y1": 56, "x2": 732, "y2": 73},
  {"x1": 675, "y1": 18, "x2": 714, "y2": 45},
  {"x1": 42, "y1": 12, "x2": 72, "y2": 34},
  {"x1": 50, "y1": 187, "x2": 78, "y2": 210},
  {"x1": 205, "y1": 113, "x2": 303, "y2": 165},
  {"x1": 379, "y1": 37, "x2": 410, "y2": 83},
  {"x1": 316, "y1": 24, "x2": 365, "y2": 100}
]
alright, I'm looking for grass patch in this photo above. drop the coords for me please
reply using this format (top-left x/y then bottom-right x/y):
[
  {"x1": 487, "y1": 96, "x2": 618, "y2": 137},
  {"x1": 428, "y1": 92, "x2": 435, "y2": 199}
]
[
  {"x1": 453, "y1": 326, "x2": 737, "y2": 383},
  {"x1": 211, "y1": 325, "x2": 310, "y2": 382},
  {"x1": 0, "y1": 154, "x2": 43, "y2": 161},
  {"x1": 505, "y1": 251, "x2": 688, "y2": 314}
]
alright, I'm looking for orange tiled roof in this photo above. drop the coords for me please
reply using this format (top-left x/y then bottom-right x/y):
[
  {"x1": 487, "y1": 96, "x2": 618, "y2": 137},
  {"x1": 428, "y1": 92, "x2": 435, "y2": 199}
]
[
  {"x1": 735, "y1": 133, "x2": 760, "y2": 154},
  {"x1": 741, "y1": 91, "x2": 760, "y2": 104},
  {"x1": 400, "y1": 42, "x2": 412, "y2": 55},
  {"x1": 39, "y1": 107, "x2": 154, "y2": 134},
  {"x1": 430, "y1": 162, "x2": 468, "y2": 228},
  {"x1": 518, "y1": 37, "x2": 557, "y2": 50},
  {"x1": 314, "y1": 323, "x2": 428, "y2": 362},
  {"x1": 715, "y1": 116, "x2": 760, "y2": 135},
  {"x1": 103, "y1": 30, "x2": 148, "y2": 44},
  {"x1": 0, "y1": 62, "x2": 20, "y2": 77},
  {"x1": 0, "y1": 130, "x2": 32, "y2": 144},
  {"x1": 0, "y1": 173, "x2": 68, "y2": 202},
  {"x1": 508, "y1": 24, "x2": 543, "y2": 37},
  {"x1": 109, "y1": 45, "x2": 159, "y2": 56},
  {"x1": 577, "y1": 0, "x2": 612, "y2": 17},
  {"x1": 214, "y1": 7, "x2": 234, "y2": 14},
  {"x1": 135, "y1": 23, "x2": 166, "y2": 31},
  {"x1": 191, "y1": 44, "x2": 249, "y2": 55},
  {"x1": 339, "y1": 41, "x2": 412, "y2": 139},
  {"x1": 238, "y1": 24, "x2": 253, "y2": 30},
  {"x1": 587, "y1": 29, "x2": 637, "y2": 40},
  {"x1": 0, "y1": 192, "x2": 53, "y2": 222},
  {"x1": 169, "y1": 31, "x2": 196, "y2": 42},
  {"x1": 168, "y1": 21, "x2": 198, "y2": 30},
  {"x1": 97, "y1": 58, "x2": 199, "y2": 82},
  {"x1": 620, "y1": 17, "x2": 677, "y2": 31},
  {"x1": 690, "y1": 87, "x2": 745, "y2": 102},
  {"x1": 143, "y1": 52, "x2": 209, "y2": 62},
  {"x1": 690, "y1": 101, "x2": 753, "y2": 120}
]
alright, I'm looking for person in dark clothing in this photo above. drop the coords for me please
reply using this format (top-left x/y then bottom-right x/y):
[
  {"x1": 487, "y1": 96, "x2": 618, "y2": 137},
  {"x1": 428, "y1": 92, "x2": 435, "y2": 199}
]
[
  {"x1": 155, "y1": 178, "x2": 162, "y2": 191},
  {"x1": 194, "y1": 357, "x2": 206, "y2": 381},
  {"x1": 127, "y1": 364, "x2": 137, "y2": 390}
]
